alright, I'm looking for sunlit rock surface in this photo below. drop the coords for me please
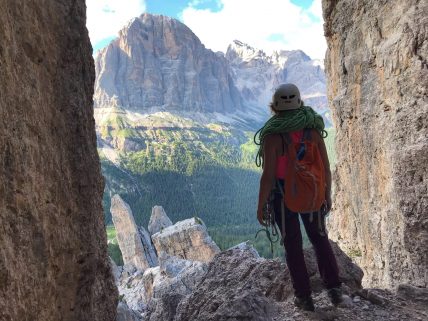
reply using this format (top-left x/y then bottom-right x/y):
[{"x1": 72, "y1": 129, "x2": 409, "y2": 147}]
[
  {"x1": 94, "y1": 13, "x2": 242, "y2": 114},
  {"x1": 151, "y1": 217, "x2": 220, "y2": 263},
  {"x1": 323, "y1": 0, "x2": 428, "y2": 287}
]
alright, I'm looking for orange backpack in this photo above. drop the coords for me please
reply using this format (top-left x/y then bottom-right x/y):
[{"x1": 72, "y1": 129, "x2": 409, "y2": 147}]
[{"x1": 282, "y1": 129, "x2": 326, "y2": 213}]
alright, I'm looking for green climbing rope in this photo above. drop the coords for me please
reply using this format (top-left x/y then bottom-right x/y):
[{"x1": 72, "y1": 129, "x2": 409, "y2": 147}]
[{"x1": 254, "y1": 106, "x2": 328, "y2": 167}]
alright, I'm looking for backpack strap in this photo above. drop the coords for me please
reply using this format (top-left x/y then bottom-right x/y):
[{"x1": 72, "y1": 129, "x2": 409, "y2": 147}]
[
  {"x1": 303, "y1": 128, "x2": 312, "y2": 141},
  {"x1": 280, "y1": 133, "x2": 292, "y2": 156}
]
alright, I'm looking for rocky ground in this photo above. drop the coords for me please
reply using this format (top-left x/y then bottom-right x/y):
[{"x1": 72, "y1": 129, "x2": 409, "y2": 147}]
[
  {"x1": 112, "y1": 197, "x2": 428, "y2": 321},
  {"x1": 275, "y1": 287, "x2": 428, "y2": 321}
]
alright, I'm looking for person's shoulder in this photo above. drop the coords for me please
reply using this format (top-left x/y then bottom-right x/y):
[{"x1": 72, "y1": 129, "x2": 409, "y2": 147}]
[
  {"x1": 264, "y1": 133, "x2": 282, "y2": 145},
  {"x1": 263, "y1": 133, "x2": 283, "y2": 151}
]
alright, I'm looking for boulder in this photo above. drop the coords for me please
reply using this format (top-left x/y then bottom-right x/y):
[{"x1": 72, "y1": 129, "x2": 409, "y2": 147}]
[
  {"x1": 172, "y1": 247, "x2": 291, "y2": 321},
  {"x1": 110, "y1": 257, "x2": 122, "y2": 284},
  {"x1": 148, "y1": 206, "x2": 173, "y2": 236},
  {"x1": 118, "y1": 253, "x2": 207, "y2": 318},
  {"x1": 151, "y1": 217, "x2": 220, "y2": 263}
]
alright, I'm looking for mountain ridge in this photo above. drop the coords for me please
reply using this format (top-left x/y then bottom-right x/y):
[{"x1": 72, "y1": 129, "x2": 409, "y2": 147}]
[{"x1": 94, "y1": 13, "x2": 330, "y2": 126}]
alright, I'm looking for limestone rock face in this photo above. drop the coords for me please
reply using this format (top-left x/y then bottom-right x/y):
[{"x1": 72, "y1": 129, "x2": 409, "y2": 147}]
[
  {"x1": 118, "y1": 252, "x2": 207, "y2": 317},
  {"x1": 94, "y1": 13, "x2": 242, "y2": 113},
  {"x1": 0, "y1": 0, "x2": 117, "y2": 320},
  {"x1": 226, "y1": 40, "x2": 330, "y2": 124},
  {"x1": 173, "y1": 247, "x2": 289, "y2": 321},
  {"x1": 111, "y1": 194, "x2": 157, "y2": 270},
  {"x1": 148, "y1": 206, "x2": 173, "y2": 235},
  {"x1": 323, "y1": 0, "x2": 428, "y2": 288},
  {"x1": 153, "y1": 243, "x2": 363, "y2": 321},
  {"x1": 138, "y1": 226, "x2": 159, "y2": 267},
  {"x1": 151, "y1": 217, "x2": 220, "y2": 262}
]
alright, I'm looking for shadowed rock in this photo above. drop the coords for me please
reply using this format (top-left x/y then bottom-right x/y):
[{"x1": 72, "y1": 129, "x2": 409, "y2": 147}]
[
  {"x1": 139, "y1": 226, "x2": 158, "y2": 267},
  {"x1": 0, "y1": 0, "x2": 117, "y2": 320}
]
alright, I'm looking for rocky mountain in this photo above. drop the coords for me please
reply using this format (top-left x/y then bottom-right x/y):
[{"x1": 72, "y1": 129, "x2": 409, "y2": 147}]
[
  {"x1": 94, "y1": 13, "x2": 242, "y2": 115},
  {"x1": 94, "y1": 13, "x2": 330, "y2": 127},
  {"x1": 94, "y1": 14, "x2": 335, "y2": 251},
  {"x1": 0, "y1": 0, "x2": 116, "y2": 320},
  {"x1": 226, "y1": 40, "x2": 329, "y2": 123},
  {"x1": 323, "y1": 0, "x2": 428, "y2": 289}
]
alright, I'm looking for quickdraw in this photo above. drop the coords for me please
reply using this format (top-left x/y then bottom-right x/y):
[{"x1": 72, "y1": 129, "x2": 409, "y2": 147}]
[{"x1": 255, "y1": 193, "x2": 280, "y2": 255}]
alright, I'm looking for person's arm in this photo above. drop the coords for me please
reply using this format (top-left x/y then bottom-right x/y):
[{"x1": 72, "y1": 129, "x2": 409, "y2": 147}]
[
  {"x1": 257, "y1": 135, "x2": 278, "y2": 225},
  {"x1": 316, "y1": 131, "x2": 332, "y2": 211}
]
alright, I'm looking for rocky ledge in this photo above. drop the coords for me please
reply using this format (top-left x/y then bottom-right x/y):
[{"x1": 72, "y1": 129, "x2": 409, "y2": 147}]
[{"x1": 111, "y1": 196, "x2": 428, "y2": 321}]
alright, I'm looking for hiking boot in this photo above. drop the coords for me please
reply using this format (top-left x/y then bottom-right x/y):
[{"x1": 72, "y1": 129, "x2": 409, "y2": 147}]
[
  {"x1": 293, "y1": 295, "x2": 315, "y2": 311},
  {"x1": 328, "y1": 287, "x2": 344, "y2": 306}
]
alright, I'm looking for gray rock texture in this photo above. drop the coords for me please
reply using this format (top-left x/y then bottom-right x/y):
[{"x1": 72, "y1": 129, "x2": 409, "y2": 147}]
[
  {"x1": 148, "y1": 206, "x2": 173, "y2": 235},
  {"x1": 143, "y1": 242, "x2": 363, "y2": 321},
  {"x1": 151, "y1": 217, "x2": 220, "y2": 263},
  {"x1": 94, "y1": 13, "x2": 242, "y2": 113},
  {"x1": 111, "y1": 194, "x2": 157, "y2": 270},
  {"x1": 117, "y1": 302, "x2": 140, "y2": 321},
  {"x1": 226, "y1": 40, "x2": 329, "y2": 121},
  {"x1": 118, "y1": 252, "x2": 207, "y2": 317},
  {"x1": 138, "y1": 226, "x2": 159, "y2": 267},
  {"x1": 0, "y1": 0, "x2": 117, "y2": 320},
  {"x1": 111, "y1": 256, "x2": 122, "y2": 284},
  {"x1": 323, "y1": 0, "x2": 428, "y2": 288}
]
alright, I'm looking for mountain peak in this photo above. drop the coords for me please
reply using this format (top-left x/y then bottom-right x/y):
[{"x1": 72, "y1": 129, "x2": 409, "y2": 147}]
[
  {"x1": 226, "y1": 40, "x2": 269, "y2": 64},
  {"x1": 94, "y1": 13, "x2": 243, "y2": 114}
]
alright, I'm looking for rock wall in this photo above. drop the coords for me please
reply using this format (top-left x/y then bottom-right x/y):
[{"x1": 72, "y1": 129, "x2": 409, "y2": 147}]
[
  {"x1": 94, "y1": 13, "x2": 242, "y2": 113},
  {"x1": 323, "y1": 0, "x2": 428, "y2": 287},
  {"x1": 0, "y1": 1, "x2": 117, "y2": 320}
]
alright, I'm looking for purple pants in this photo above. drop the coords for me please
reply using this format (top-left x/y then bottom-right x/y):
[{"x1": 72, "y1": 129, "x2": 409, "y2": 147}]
[{"x1": 273, "y1": 192, "x2": 341, "y2": 298}]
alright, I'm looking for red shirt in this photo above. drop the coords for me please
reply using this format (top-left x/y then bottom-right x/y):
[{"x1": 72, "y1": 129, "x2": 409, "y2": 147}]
[{"x1": 275, "y1": 130, "x2": 304, "y2": 179}]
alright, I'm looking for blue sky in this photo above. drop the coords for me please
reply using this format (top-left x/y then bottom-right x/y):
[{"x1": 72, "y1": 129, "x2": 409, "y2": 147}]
[{"x1": 87, "y1": 0, "x2": 326, "y2": 59}]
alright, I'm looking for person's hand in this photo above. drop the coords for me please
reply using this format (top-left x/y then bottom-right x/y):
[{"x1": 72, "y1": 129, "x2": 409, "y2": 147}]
[{"x1": 257, "y1": 207, "x2": 267, "y2": 226}]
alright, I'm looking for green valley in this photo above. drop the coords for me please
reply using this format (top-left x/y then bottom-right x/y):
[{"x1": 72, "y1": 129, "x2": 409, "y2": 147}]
[{"x1": 99, "y1": 108, "x2": 336, "y2": 262}]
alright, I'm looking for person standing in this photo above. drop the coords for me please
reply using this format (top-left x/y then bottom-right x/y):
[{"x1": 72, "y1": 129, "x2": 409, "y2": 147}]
[{"x1": 255, "y1": 84, "x2": 343, "y2": 311}]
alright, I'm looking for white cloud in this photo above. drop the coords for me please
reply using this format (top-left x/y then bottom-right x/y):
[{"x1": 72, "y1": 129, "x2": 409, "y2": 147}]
[
  {"x1": 86, "y1": 0, "x2": 146, "y2": 45},
  {"x1": 181, "y1": 0, "x2": 326, "y2": 60}
]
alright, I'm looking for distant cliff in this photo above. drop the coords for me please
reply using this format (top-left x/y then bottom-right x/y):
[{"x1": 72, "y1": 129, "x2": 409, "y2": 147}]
[
  {"x1": 0, "y1": 0, "x2": 117, "y2": 320},
  {"x1": 226, "y1": 40, "x2": 328, "y2": 121},
  {"x1": 94, "y1": 13, "x2": 329, "y2": 124},
  {"x1": 94, "y1": 13, "x2": 242, "y2": 114},
  {"x1": 323, "y1": 0, "x2": 427, "y2": 288}
]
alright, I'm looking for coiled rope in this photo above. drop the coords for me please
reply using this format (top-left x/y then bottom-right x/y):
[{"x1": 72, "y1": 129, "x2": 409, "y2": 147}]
[{"x1": 254, "y1": 106, "x2": 328, "y2": 167}]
